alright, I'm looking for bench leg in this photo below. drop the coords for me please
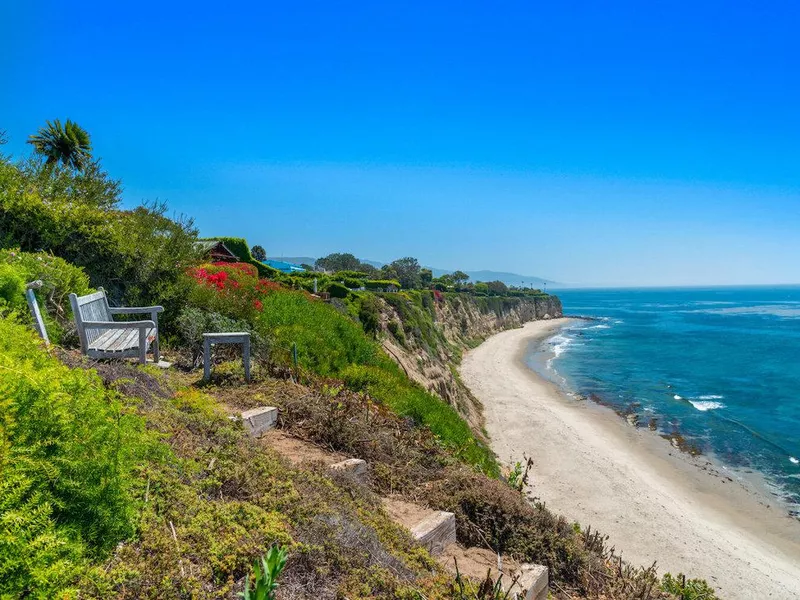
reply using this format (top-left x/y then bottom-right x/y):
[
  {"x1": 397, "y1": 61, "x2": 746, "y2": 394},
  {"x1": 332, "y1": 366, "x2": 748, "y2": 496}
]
[
  {"x1": 153, "y1": 313, "x2": 161, "y2": 363},
  {"x1": 243, "y1": 339, "x2": 251, "y2": 383},
  {"x1": 138, "y1": 329, "x2": 147, "y2": 365},
  {"x1": 203, "y1": 339, "x2": 211, "y2": 381}
]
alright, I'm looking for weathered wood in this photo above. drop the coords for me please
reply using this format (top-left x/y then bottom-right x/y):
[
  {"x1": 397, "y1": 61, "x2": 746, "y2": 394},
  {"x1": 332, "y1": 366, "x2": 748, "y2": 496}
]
[
  {"x1": 203, "y1": 332, "x2": 251, "y2": 382},
  {"x1": 25, "y1": 283, "x2": 49, "y2": 345},
  {"x1": 70, "y1": 289, "x2": 162, "y2": 364}
]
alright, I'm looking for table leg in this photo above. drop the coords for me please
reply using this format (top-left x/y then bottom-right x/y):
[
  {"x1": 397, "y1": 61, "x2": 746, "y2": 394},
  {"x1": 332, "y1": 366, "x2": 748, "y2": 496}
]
[
  {"x1": 204, "y1": 339, "x2": 211, "y2": 381},
  {"x1": 243, "y1": 338, "x2": 251, "y2": 382}
]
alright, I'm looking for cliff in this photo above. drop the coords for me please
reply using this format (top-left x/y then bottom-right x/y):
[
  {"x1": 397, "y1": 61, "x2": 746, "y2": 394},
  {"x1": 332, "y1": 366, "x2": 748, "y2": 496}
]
[{"x1": 374, "y1": 292, "x2": 563, "y2": 434}]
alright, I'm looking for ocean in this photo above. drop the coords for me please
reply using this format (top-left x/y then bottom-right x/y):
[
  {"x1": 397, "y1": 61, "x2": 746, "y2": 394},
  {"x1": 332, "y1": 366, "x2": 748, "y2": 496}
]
[{"x1": 526, "y1": 286, "x2": 800, "y2": 512}]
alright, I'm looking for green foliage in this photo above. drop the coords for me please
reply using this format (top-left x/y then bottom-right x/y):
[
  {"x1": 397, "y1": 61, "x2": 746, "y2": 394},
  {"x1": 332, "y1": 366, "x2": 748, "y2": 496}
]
[
  {"x1": 389, "y1": 257, "x2": 422, "y2": 289},
  {"x1": 506, "y1": 457, "x2": 532, "y2": 493},
  {"x1": 485, "y1": 280, "x2": 508, "y2": 295},
  {"x1": 340, "y1": 277, "x2": 364, "y2": 289},
  {"x1": 27, "y1": 119, "x2": 92, "y2": 171},
  {"x1": 239, "y1": 546, "x2": 288, "y2": 600},
  {"x1": 0, "y1": 249, "x2": 93, "y2": 342},
  {"x1": 0, "y1": 263, "x2": 25, "y2": 313},
  {"x1": 661, "y1": 573, "x2": 719, "y2": 600},
  {"x1": 451, "y1": 270, "x2": 469, "y2": 285},
  {"x1": 0, "y1": 317, "x2": 152, "y2": 597},
  {"x1": 450, "y1": 560, "x2": 514, "y2": 599},
  {"x1": 357, "y1": 295, "x2": 381, "y2": 339},
  {"x1": 250, "y1": 245, "x2": 267, "y2": 262},
  {"x1": 0, "y1": 158, "x2": 200, "y2": 332},
  {"x1": 363, "y1": 279, "x2": 400, "y2": 291},
  {"x1": 315, "y1": 252, "x2": 363, "y2": 272},
  {"x1": 386, "y1": 319, "x2": 405, "y2": 346},
  {"x1": 255, "y1": 290, "x2": 376, "y2": 375},
  {"x1": 326, "y1": 282, "x2": 350, "y2": 299}
]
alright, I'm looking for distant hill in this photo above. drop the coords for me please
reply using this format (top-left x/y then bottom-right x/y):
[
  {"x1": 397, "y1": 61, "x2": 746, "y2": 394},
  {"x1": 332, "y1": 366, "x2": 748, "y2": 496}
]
[{"x1": 267, "y1": 257, "x2": 558, "y2": 288}]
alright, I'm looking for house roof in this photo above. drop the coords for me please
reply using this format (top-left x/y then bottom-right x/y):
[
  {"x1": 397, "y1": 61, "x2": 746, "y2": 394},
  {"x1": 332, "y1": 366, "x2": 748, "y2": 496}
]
[{"x1": 194, "y1": 240, "x2": 237, "y2": 259}]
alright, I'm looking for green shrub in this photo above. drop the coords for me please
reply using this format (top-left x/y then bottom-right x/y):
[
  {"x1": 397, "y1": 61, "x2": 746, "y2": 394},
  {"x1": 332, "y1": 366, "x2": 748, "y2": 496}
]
[
  {"x1": 340, "y1": 277, "x2": 364, "y2": 290},
  {"x1": 0, "y1": 249, "x2": 93, "y2": 342},
  {"x1": 357, "y1": 295, "x2": 381, "y2": 339},
  {"x1": 363, "y1": 280, "x2": 400, "y2": 291},
  {"x1": 0, "y1": 263, "x2": 25, "y2": 313},
  {"x1": 0, "y1": 158, "x2": 200, "y2": 332},
  {"x1": 661, "y1": 573, "x2": 719, "y2": 599},
  {"x1": 326, "y1": 282, "x2": 350, "y2": 299},
  {"x1": 386, "y1": 320, "x2": 405, "y2": 346},
  {"x1": 0, "y1": 317, "x2": 153, "y2": 597}
]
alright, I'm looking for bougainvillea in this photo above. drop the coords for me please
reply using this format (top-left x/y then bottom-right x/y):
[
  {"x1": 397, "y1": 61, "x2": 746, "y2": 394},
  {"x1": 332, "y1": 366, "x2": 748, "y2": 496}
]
[{"x1": 187, "y1": 262, "x2": 282, "y2": 321}]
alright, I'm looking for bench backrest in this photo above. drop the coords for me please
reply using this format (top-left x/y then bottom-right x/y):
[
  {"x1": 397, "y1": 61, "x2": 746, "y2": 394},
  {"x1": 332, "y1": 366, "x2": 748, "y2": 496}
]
[{"x1": 69, "y1": 288, "x2": 112, "y2": 351}]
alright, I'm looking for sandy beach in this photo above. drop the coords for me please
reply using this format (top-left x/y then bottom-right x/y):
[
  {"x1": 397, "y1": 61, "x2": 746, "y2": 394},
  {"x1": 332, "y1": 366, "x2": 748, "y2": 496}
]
[{"x1": 460, "y1": 319, "x2": 800, "y2": 600}]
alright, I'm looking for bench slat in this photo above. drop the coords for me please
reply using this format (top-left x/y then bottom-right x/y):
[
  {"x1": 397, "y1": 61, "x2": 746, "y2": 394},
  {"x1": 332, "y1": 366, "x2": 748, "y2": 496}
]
[
  {"x1": 98, "y1": 328, "x2": 125, "y2": 350},
  {"x1": 89, "y1": 328, "x2": 154, "y2": 352}
]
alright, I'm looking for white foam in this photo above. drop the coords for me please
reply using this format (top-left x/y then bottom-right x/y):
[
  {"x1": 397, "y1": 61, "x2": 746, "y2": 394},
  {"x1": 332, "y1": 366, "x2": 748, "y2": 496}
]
[
  {"x1": 790, "y1": 457, "x2": 799, "y2": 465},
  {"x1": 698, "y1": 394, "x2": 724, "y2": 400},
  {"x1": 689, "y1": 399, "x2": 725, "y2": 411},
  {"x1": 549, "y1": 334, "x2": 572, "y2": 358},
  {"x1": 673, "y1": 394, "x2": 683, "y2": 400},
  {"x1": 588, "y1": 324, "x2": 611, "y2": 330}
]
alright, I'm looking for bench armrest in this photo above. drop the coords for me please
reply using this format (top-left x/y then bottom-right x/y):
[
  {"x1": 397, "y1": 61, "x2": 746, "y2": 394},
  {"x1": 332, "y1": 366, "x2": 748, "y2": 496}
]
[
  {"x1": 108, "y1": 306, "x2": 164, "y2": 315},
  {"x1": 82, "y1": 320, "x2": 156, "y2": 330}
]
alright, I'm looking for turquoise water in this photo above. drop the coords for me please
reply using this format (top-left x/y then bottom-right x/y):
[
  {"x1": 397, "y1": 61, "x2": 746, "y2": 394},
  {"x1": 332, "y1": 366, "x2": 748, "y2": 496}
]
[{"x1": 527, "y1": 286, "x2": 800, "y2": 511}]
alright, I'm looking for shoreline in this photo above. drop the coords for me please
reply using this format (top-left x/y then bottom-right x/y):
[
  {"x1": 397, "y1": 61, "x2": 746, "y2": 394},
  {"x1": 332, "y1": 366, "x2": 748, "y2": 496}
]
[{"x1": 460, "y1": 318, "x2": 800, "y2": 600}]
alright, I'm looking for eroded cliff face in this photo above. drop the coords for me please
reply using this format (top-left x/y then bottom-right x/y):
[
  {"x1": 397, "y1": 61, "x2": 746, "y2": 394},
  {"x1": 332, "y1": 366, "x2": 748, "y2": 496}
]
[{"x1": 376, "y1": 293, "x2": 562, "y2": 434}]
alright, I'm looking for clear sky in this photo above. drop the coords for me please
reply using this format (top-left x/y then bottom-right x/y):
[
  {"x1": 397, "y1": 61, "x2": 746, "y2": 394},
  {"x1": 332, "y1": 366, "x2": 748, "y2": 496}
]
[{"x1": 3, "y1": 1, "x2": 800, "y2": 286}]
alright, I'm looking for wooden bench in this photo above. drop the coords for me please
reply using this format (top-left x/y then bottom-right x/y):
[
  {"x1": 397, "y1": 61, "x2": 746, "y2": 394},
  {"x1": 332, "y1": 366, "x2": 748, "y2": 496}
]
[{"x1": 69, "y1": 288, "x2": 163, "y2": 364}]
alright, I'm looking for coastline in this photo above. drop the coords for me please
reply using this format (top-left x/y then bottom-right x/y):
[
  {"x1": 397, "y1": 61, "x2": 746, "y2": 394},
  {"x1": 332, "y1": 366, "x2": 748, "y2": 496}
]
[{"x1": 460, "y1": 318, "x2": 800, "y2": 600}]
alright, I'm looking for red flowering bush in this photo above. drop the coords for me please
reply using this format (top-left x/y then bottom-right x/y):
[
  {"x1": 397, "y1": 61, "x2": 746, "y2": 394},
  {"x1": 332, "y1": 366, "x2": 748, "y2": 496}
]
[{"x1": 186, "y1": 262, "x2": 282, "y2": 322}]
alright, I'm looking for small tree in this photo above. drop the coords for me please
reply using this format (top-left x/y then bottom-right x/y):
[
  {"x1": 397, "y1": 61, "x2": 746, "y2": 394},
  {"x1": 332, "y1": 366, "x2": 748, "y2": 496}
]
[
  {"x1": 316, "y1": 252, "x2": 362, "y2": 272},
  {"x1": 420, "y1": 268, "x2": 433, "y2": 287},
  {"x1": 486, "y1": 280, "x2": 508, "y2": 295},
  {"x1": 389, "y1": 257, "x2": 422, "y2": 289},
  {"x1": 28, "y1": 119, "x2": 92, "y2": 171},
  {"x1": 451, "y1": 270, "x2": 469, "y2": 286},
  {"x1": 251, "y1": 245, "x2": 267, "y2": 261}
]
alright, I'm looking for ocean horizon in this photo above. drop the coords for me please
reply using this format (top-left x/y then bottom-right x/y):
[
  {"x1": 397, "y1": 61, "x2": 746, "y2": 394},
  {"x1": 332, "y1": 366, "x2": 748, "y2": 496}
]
[{"x1": 526, "y1": 286, "x2": 800, "y2": 513}]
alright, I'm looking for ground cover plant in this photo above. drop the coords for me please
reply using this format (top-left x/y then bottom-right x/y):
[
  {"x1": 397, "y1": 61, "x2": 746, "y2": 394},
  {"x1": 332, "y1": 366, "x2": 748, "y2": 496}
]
[{"x1": 0, "y1": 318, "x2": 154, "y2": 598}]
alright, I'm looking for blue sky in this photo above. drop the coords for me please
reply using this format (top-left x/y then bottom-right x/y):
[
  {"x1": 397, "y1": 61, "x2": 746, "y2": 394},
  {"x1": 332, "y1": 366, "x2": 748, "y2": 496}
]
[{"x1": 2, "y1": 1, "x2": 800, "y2": 286}]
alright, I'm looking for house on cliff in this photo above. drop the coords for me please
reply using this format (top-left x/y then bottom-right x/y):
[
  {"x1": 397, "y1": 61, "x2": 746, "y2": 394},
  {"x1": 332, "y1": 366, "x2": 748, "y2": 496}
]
[{"x1": 194, "y1": 240, "x2": 238, "y2": 262}]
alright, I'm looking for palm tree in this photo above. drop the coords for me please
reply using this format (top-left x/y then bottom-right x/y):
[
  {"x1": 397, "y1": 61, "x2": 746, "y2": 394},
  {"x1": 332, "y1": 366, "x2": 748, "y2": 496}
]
[{"x1": 27, "y1": 119, "x2": 92, "y2": 171}]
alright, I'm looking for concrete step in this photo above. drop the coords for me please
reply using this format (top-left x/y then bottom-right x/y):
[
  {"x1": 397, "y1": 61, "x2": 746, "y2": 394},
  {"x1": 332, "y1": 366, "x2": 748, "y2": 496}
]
[
  {"x1": 438, "y1": 543, "x2": 548, "y2": 599},
  {"x1": 329, "y1": 458, "x2": 368, "y2": 481},
  {"x1": 240, "y1": 406, "x2": 278, "y2": 437},
  {"x1": 411, "y1": 510, "x2": 457, "y2": 556},
  {"x1": 515, "y1": 563, "x2": 548, "y2": 600}
]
